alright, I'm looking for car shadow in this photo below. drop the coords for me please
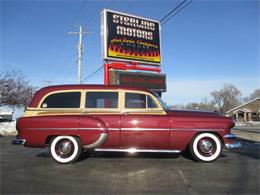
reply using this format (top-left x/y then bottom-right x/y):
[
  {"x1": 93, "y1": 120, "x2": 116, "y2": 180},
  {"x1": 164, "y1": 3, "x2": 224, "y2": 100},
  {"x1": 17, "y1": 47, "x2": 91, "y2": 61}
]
[
  {"x1": 229, "y1": 138, "x2": 260, "y2": 160},
  {"x1": 90, "y1": 151, "x2": 181, "y2": 159},
  {"x1": 36, "y1": 148, "x2": 231, "y2": 162},
  {"x1": 36, "y1": 150, "x2": 51, "y2": 158},
  {"x1": 36, "y1": 150, "x2": 181, "y2": 160}
]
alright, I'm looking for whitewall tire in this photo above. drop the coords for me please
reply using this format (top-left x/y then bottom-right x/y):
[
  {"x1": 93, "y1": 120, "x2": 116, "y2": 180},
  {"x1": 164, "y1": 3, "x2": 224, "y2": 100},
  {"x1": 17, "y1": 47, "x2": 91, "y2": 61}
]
[
  {"x1": 50, "y1": 136, "x2": 82, "y2": 164},
  {"x1": 189, "y1": 133, "x2": 222, "y2": 162}
]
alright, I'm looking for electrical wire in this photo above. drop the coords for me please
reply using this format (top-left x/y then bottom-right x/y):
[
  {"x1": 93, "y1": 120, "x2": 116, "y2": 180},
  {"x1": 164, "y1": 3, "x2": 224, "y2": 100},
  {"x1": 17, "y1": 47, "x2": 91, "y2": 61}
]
[
  {"x1": 161, "y1": 0, "x2": 193, "y2": 25},
  {"x1": 81, "y1": 65, "x2": 104, "y2": 83},
  {"x1": 160, "y1": 0, "x2": 187, "y2": 22},
  {"x1": 47, "y1": 0, "x2": 88, "y2": 83},
  {"x1": 78, "y1": 0, "x2": 193, "y2": 83}
]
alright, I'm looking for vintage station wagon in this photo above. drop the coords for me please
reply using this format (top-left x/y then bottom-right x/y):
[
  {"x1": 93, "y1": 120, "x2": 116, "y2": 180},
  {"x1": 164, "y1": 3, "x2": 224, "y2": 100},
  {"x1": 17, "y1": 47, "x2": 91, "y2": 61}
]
[{"x1": 12, "y1": 85, "x2": 241, "y2": 163}]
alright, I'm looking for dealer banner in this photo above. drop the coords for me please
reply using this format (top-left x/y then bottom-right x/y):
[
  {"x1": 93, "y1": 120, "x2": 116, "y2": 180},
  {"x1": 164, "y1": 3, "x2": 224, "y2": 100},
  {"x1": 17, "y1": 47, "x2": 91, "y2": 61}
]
[{"x1": 102, "y1": 9, "x2": 161, "y2": 66}]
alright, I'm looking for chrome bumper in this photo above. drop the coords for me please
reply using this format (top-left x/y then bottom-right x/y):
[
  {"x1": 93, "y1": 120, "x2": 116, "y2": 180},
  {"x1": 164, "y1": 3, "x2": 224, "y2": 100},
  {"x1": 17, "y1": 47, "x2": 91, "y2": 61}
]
[
  {"x1": 225, "y1": 142, "x2": 242, "y2": 149},
  {"x1": 224, "y1": 133, "x2": 242, "y2": 149},
  {"x1": 12, "y1": 138, "x2": 26, "y2": 145}
]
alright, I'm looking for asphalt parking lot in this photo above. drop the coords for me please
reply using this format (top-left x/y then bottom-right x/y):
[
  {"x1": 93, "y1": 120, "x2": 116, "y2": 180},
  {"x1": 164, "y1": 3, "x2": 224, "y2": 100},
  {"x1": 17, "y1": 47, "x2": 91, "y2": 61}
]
[{"x1": 1, "y1": 137, "x2": 260, "y2": 195}]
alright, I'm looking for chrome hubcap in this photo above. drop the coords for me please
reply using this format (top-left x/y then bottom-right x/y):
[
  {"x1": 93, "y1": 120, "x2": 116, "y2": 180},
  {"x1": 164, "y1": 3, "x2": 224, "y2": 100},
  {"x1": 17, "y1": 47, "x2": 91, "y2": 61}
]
[
  {"x1": 56, "y1": 139, "x2": 74, "y2": 158},
  {"x1": 199, "y1": 140, "x2": 213, "y2": 154},
  {"x1": 59, "y1": 141, "x2": 72, "y2": 155}
]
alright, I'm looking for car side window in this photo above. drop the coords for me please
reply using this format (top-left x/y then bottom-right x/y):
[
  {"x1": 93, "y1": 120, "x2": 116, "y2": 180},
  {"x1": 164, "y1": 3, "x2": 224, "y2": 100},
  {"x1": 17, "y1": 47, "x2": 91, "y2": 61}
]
[
  {"x1": 147, "y1": 95, "x2": 158, "y2": 108},
  {"x1": 125, "y1": 93, "x2": 158, "y2": 109},
  {"x1": 85, "y1": 92, "x2": 118, "y2": 108},
  {"x1": 41, "y1": 92, "x2": 81, "y2": 108},
  {"x1": 125, "y1": 93, "x2": 146, "y2": 108}
]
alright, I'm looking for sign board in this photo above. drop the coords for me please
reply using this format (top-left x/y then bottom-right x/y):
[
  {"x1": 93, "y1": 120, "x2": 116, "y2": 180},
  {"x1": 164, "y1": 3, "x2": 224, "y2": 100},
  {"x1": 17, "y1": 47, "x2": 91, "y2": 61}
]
[
  {"x1": 109, "y1": 70, "x2": 166, "y2": 92},
  {"x1": 102, "y1": 9, "x2": 161, "y2": 66}
]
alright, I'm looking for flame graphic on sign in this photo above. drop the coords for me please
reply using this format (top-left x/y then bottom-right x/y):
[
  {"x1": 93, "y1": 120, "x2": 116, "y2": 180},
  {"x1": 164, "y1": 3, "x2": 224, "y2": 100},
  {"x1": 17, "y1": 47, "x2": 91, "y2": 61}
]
[{"x1": 108, "y1": 41, "x2": 160, "y2": 63}]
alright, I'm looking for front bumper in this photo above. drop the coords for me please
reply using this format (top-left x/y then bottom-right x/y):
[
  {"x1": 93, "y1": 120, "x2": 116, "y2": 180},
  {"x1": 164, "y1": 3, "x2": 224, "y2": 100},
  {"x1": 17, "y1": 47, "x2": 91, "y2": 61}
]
[
  {"x1": 224, "y1": 133, "x2": 242, "y2": 149},
  {"x1": 225, "y1": 142, "x2": 242, "y2": 149},
  {"x1": 12, "y1": 137, "x2": 26, "y2": 145}
]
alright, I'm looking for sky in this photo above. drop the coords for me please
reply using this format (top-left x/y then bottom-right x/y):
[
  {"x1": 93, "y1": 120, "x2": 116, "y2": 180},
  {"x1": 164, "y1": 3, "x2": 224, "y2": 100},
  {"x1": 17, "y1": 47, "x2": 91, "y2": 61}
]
[{"x1": 1, "y1": 0, "x2": 259, "y2": 105}]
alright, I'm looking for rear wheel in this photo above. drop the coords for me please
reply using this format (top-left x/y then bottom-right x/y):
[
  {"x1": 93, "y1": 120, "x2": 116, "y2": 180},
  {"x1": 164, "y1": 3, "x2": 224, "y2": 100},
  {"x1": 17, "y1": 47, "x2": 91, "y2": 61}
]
[
  {"x1": 50, "y1": 136, "x2": 82, "y2": 164},
  {"x1": 189, "y1": 133, "x2": 222, "y2": 162}
]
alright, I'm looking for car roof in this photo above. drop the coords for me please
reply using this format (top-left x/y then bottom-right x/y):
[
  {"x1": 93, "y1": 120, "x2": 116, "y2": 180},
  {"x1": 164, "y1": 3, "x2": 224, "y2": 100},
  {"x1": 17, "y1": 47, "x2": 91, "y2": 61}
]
[{"x1": 29, "y1": 84, "x2": 153, "y2": 107}]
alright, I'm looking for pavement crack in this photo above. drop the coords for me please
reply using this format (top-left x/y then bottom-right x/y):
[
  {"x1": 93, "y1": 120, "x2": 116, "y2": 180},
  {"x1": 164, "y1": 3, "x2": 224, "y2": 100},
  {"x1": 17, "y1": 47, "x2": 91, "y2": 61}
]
[{"x1": 179, "y1": 169, "x2": 190, "y2": 189}]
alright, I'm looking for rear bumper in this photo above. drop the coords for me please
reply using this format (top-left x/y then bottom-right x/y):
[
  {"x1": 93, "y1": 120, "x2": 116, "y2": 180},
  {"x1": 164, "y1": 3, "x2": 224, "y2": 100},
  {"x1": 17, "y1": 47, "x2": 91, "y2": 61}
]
[
  {"x1": 12, "y1": 137, "x2": 26, "y2": 145},
  {"x1": 224, "y1": 133, "x2": 241, "y2": 149}
]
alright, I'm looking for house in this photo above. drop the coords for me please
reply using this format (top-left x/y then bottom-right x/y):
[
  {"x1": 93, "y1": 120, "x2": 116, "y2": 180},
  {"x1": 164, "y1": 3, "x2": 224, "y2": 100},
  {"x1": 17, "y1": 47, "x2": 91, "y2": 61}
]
[{"x1": 226, "y1": 98, "x2": 260, "y2": 122}]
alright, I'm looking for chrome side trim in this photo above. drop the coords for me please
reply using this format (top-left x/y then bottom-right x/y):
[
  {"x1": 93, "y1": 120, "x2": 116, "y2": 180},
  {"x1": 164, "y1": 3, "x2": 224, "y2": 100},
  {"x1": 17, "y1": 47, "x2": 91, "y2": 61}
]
[
  {"x1": 223, "y1": 134, "x2": 236, "y2": 139},
  {"x1": 94, "y1": 148, "x2": 181, "y2": 153},
  {"x1": 83, "y1": 133, "x2": 108, "y2": 149},
  {"x1": 79, "y1": 127, "x2": 106, "y2": 130},
  {"x1": 225, "y1": 142, "x2": 242, "y2": 149},
  {"x1": 122, "y1": 128, "x2": 224, "y2": 131},
  {"x1": 25, "y1": 127, "x2": 224, "y2": 132},
  {"x1": 121, "y1": 128, "x2": 169, "y2": 131},
  {"x1": 25, "y1": 127, "x2": 78, "y2": 130},
  {"x1": 107, "y1": 128, "x2": 120, "y2": 131},
  {"x1": 170, "y1": 128, "x2": 225, "y2": 132},
  {"x1": 25, "y1": 127, "x2": 110, "y2": 131}
]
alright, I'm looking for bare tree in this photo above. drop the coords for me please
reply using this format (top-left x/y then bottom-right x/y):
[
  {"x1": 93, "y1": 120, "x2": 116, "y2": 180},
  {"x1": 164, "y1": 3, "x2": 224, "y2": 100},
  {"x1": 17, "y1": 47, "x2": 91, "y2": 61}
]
[
  {"x1": 0, "y1": 71, "x2": 36, "y2": 109},
  {"x1": 185, "y1": 100, "x2": 216, "y2": 111},
  {"x1": 243, "y1": 89, "x2": 260, "y2": 102},
  {"x1": 210, "y1": 84, "x2": 241, "y2": 114}
]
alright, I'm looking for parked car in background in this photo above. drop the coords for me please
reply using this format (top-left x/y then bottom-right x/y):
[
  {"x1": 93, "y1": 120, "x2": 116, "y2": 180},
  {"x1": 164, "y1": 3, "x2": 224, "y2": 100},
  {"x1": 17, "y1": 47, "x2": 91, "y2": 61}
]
[{"x1": 12, "y1": 85, "x2": 241, "y2": 163}]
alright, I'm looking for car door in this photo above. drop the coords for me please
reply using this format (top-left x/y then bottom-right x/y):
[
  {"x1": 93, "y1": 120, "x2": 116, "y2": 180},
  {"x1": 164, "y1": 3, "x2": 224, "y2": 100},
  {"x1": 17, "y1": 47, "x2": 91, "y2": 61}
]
[
  {"x1": 120, "y1": 92, "x2": 170, "y2": 149},
  {"x1": 79, "y1": 91, "x2": 121, "y2": 148}
]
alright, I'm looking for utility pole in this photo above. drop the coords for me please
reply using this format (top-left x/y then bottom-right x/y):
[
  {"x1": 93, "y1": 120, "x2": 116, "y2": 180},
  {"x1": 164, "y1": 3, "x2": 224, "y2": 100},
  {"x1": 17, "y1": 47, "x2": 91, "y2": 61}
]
[{"x1": 69, "y1": 25, "x2": 92, "y2": 84}]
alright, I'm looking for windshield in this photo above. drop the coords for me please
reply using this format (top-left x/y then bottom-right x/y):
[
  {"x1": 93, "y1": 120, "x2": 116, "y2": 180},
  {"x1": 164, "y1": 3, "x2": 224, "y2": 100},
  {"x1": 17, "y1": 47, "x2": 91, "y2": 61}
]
[{"x1": 153, "y1": 93, "x2": 170, "y2": 110}]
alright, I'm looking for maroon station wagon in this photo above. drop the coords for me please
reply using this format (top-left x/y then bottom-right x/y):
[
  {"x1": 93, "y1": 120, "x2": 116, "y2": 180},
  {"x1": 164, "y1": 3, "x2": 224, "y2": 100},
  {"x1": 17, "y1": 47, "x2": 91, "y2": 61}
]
[{"x1": 12, "y1": 85, "x2": 241, "y2": 164}]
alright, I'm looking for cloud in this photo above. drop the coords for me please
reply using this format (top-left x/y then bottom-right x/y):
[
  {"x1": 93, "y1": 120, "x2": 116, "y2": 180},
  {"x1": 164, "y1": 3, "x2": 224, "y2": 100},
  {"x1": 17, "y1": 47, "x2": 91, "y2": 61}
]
[{"x1": 163, "y1": 78, "x2": 259, "y2": 105}]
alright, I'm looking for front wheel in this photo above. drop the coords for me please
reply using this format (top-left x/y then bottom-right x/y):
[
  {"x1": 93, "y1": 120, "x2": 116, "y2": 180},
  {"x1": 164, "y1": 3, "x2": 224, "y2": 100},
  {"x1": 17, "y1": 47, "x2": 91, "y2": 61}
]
[
  {"x1": 189, "y1": 133, "x2": 222, "y2": 162},
  {"x1": 50, "y1": 136, "x2": 82, "y2": 164}
]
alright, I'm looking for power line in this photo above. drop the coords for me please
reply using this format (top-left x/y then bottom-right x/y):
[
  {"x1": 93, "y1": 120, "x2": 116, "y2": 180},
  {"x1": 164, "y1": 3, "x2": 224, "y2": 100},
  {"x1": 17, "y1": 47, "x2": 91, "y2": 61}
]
[
  {"x1": 79, "y1": 1, "x2": 134, "y2": 83},
  {"x1": 80, "y1": 1, "x2": 193, "y2": 84},
  {"x1": 161, "y1": 0, "x2": 193, "y2": 25},
  {"x1": 160, "y1": 0, "x2": 187, "y2": 22},
  {"x1": 61, "y1": 58, "x2": 77, "y2": 84},
  {"x1": 46, "y1": 0, "x2": 88, "y2": 83},
  {"x1": 81, "y1": 65, "x2": 104, "y2": 83}
]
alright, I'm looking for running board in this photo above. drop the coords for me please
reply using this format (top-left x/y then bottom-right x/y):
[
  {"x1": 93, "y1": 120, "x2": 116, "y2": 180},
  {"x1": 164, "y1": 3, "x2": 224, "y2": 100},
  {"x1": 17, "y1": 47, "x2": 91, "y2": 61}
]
[{"x1": 94, "y1": 148, "x2": 181, "y2": 154}]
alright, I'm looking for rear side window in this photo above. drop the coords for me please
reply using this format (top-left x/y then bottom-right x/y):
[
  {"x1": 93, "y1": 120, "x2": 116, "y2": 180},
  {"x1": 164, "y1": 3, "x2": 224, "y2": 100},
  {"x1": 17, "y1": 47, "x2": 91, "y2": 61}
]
[
  {"x1": 41, "y1": 92, "x2": 81, "y2": 108},
  {"x1": 85, "y1": 92, "x2": 118, "y2": 108}
]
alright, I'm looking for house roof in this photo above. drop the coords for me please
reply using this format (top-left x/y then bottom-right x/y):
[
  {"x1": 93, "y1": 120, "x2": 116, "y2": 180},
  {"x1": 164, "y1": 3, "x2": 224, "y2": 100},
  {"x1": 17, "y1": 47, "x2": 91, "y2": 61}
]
[{"x1": 226, "y1": 98, "x2": 260, "y2": 114}]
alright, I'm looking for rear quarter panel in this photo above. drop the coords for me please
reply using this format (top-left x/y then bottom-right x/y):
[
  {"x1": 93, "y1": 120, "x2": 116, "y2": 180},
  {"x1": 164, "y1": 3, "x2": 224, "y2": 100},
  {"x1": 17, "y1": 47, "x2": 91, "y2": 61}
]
[{"x1": 17, "y1": 115, "x2": 80, "y2": 147}]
